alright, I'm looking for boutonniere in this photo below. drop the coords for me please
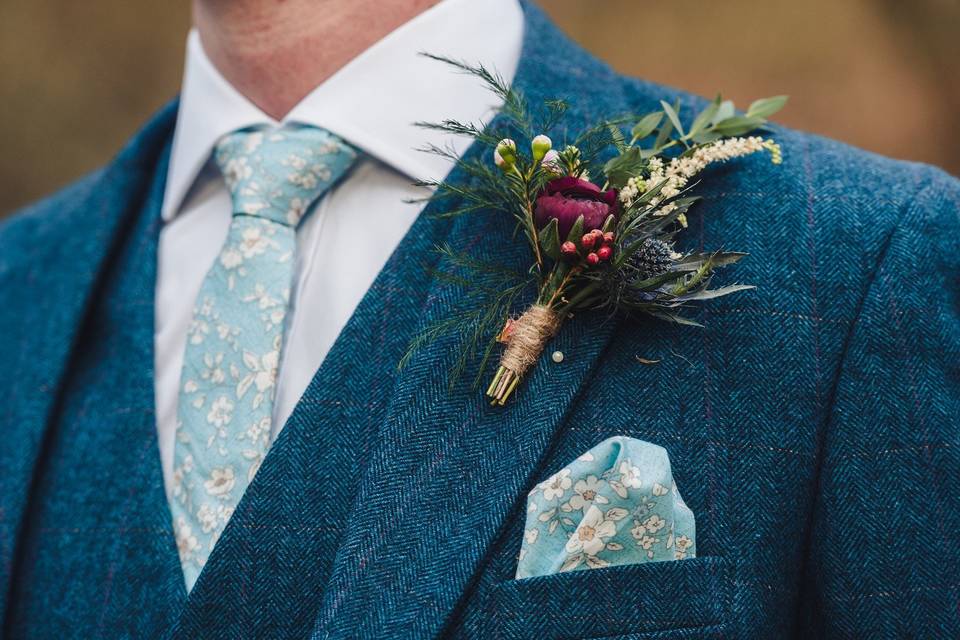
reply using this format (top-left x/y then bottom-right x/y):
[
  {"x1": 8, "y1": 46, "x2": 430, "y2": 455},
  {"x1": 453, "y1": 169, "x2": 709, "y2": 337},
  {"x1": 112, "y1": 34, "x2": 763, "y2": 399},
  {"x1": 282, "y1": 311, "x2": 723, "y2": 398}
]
[{"x1": 405, "y1": 56, "x2": 785, "y2": 405}]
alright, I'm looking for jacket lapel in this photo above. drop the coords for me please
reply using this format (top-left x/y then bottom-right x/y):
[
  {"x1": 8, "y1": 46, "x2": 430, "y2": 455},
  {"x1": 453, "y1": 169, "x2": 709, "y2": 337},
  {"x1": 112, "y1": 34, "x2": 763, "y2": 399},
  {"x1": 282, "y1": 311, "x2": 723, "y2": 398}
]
[
  {"x1": 0, "y1": 102, "x2": 179, "y2": 621},
  {"x1": 312, "y1": 4, "x2": 639, "y2": 638}
]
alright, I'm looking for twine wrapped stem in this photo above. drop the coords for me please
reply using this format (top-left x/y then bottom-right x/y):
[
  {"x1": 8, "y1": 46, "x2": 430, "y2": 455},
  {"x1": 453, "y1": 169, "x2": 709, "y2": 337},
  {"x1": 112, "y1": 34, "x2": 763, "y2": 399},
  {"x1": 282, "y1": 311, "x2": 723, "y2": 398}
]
[{"x1": 486, "y1": 304, "x2": 561, "y2": 405}]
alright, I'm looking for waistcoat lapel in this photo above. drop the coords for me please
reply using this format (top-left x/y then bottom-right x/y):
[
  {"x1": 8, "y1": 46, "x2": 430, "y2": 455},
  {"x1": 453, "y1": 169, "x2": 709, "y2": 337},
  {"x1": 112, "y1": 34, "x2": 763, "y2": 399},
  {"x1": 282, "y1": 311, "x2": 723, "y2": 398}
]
[
  {"x1": 0, "y1": 102, "x2": 178, "y2": 626},
  {"x1": 312, "y1": 4, "x2": 641, "y2": 638}
]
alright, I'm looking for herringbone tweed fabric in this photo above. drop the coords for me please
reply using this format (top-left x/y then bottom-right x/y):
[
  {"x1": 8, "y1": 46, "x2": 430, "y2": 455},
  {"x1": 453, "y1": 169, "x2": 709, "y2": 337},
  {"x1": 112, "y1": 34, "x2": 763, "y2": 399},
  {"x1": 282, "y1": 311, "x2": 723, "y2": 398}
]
[{"x1": 0, "y1": 2, "x2": 957, "y2": 638}]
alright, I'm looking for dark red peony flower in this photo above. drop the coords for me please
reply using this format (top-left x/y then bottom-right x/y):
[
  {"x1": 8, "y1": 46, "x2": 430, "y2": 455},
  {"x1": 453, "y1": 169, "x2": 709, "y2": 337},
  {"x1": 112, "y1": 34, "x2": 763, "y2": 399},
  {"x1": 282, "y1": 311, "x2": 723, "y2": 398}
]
[{"x1": 533, "y1": 177, "x2": 619, "y2": 239}]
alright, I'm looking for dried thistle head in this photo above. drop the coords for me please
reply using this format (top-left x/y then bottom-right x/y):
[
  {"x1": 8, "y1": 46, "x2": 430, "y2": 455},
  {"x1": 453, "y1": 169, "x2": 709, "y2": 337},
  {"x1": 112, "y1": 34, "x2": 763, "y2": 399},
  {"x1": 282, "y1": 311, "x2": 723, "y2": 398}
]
[{"x1": 626, "y1": 238, "x2": 676, "y2": 282}]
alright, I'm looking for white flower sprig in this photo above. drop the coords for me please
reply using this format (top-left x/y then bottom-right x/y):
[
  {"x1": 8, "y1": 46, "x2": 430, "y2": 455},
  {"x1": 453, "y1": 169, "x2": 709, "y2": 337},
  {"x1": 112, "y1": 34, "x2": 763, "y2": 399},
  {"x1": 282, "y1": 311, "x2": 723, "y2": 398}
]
[{"x1": 619, "y1": 136, "x2": 782, "y2": 223}]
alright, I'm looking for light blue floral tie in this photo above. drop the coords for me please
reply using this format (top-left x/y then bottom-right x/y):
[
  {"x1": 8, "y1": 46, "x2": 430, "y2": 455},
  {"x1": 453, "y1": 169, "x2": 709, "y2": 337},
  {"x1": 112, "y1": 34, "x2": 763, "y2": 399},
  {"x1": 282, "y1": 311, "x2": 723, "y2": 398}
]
[
  {"x1": 517, "y1": 436, "x2": 696, "y2": 579},
  {"x1": 170, "y1": 125, "x2": 358, "y2": 590}
]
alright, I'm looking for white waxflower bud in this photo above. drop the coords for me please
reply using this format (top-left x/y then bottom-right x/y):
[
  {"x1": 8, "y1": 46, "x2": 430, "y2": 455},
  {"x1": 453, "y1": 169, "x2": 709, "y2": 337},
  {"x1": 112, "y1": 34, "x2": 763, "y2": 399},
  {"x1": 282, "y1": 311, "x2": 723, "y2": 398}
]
[
  {"x1": 540, "y1": 149, "x2": 562, "y2": 175},
  {"x1": 494, "y1": 138, "x2": 517, "y2": 172},
  {"x1": 531, "y1": 134, "x2": 552, "y2": 163}
]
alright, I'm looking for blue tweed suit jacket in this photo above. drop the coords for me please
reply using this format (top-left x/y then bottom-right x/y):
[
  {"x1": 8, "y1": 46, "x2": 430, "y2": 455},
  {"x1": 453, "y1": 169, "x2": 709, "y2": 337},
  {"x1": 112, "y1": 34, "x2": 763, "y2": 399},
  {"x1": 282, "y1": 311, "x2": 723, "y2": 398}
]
[{"x1": 1, "y1": 4, "x2": 958, "y2": 639}]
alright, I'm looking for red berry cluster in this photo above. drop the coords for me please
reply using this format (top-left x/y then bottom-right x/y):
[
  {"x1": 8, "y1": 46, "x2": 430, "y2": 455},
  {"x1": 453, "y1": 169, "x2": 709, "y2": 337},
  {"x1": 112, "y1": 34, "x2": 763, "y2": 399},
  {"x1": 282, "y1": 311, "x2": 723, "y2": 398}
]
[{"x1": 560, "y1": 229, "x2": 615, "y2": 266}]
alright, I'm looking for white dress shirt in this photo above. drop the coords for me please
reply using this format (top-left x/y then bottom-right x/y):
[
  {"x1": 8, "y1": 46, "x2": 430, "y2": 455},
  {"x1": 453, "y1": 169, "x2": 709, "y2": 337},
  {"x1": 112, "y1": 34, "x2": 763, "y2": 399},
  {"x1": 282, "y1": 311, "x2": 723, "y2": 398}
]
[{"x1": 156, "y1": 0, "x2": 524, "y2": 497}]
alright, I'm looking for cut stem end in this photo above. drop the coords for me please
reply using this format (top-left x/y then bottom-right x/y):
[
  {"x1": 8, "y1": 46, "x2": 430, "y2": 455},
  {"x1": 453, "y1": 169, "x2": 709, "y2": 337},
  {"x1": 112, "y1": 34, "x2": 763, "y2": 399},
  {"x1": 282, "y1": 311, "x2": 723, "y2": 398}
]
[
  {"x1": 485, "y1": 304, "x2": 561, "y2": 405},
  {"x1": 486, "y1": 365, "x2": 522, "y2": 406}
]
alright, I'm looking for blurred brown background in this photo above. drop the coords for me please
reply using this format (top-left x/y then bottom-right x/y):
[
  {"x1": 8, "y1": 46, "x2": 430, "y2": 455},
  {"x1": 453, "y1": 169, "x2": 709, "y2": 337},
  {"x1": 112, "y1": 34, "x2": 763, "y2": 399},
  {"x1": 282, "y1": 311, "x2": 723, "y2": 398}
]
[{"x1": 2, "y1": 0, "x2": 958, "y2": 216}]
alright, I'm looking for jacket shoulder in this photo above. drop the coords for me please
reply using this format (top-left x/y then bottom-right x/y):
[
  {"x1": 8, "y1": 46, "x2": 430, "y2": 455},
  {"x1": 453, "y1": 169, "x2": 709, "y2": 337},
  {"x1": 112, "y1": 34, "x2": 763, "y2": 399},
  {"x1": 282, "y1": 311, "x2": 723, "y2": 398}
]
[
  {"x1": 0, "y1": 99, "x2": 177, "y2": 284},
  {"x1": 0, "y1": 169, "x2": 108, "y2": 278},
  {"x1": 613, "y1": 72, "x2": 957, "y2": 252},
  {"x1": 620, "y1": 74, "x2": 955, "y2": 202},
  {"x1": 532, "y1": 2, "x2": 958, "y2": 214}
]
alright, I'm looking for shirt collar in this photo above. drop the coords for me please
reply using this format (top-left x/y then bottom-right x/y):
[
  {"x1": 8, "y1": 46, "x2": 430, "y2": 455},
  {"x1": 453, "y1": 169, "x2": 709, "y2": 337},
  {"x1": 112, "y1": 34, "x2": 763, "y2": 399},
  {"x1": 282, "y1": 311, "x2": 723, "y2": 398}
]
[{"x1": 162, "y1": 0, "x2": 524, "y2": 222}]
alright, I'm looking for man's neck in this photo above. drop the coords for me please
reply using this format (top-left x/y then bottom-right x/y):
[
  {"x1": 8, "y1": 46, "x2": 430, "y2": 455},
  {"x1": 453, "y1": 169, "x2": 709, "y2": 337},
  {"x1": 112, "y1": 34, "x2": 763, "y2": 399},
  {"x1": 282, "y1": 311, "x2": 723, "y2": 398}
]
[{"x1": 193, "y1": 0, "x2": 441, "y2": 120}]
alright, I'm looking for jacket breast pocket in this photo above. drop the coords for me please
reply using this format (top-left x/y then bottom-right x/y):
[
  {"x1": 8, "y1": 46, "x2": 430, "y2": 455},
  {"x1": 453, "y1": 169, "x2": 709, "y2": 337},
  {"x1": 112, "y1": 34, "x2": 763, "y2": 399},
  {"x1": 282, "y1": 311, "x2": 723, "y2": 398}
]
[{"x1": 488, "y1": 556, "x2": 730, "y2": 640}]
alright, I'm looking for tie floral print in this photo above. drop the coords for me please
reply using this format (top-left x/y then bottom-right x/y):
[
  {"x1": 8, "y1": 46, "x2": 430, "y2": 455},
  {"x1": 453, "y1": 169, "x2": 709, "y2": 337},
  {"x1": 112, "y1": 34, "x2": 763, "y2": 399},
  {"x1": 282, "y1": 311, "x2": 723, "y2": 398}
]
[{"x1": 169, "y1": 125, "x2": 358, "y2": 590}]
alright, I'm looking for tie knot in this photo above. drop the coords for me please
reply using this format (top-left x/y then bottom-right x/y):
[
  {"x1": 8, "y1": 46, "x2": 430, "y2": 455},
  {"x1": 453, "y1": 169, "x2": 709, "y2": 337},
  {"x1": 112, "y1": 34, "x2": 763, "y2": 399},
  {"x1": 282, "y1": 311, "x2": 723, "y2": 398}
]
[{"x1": 214, "y1": 125, "x2": 358, "y2": 227}]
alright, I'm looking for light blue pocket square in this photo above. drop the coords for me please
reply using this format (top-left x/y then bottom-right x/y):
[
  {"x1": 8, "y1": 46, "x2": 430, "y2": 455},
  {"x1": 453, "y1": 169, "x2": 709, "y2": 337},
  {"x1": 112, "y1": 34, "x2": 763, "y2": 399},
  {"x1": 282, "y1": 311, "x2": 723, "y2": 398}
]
[{"x1": 517, "y1": 436, "x2": 695, "y2": 579}]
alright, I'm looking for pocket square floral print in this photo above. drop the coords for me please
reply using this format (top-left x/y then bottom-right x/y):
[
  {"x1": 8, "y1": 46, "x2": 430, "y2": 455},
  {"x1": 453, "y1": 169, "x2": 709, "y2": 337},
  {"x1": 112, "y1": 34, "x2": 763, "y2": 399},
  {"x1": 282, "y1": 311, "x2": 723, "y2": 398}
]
[{"x1": 517, "y1": 436, "x2": 695, "y2": 579}]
